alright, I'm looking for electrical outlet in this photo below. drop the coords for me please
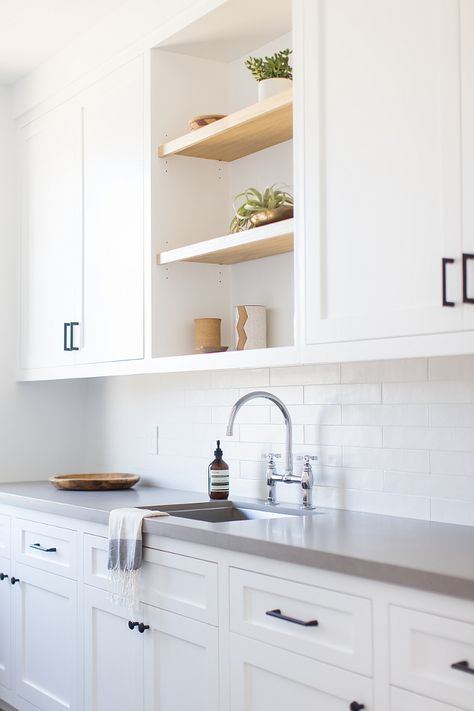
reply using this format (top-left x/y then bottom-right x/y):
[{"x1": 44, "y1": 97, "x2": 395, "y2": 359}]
[{"x1": 147, "y1": 426, "x2": 159, "y2": 455}]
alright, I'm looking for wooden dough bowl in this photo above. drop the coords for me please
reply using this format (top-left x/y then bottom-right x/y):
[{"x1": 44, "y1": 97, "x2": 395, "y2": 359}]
[{"x1": 49, "y1": 473, "x2": 140, "y2": 491}]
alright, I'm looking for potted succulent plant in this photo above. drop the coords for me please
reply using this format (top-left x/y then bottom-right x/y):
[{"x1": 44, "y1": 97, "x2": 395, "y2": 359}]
[
  {"x1": 245, "y1": 48, "x2": 293, "y2": 101},
  {"x1": 230, "y1": 185, "x2": 294, "y2": 233}
]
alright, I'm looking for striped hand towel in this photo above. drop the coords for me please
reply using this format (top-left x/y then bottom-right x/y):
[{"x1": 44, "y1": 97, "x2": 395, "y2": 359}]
[{"x1": 107, "y1": 507, "x2": 168, "y2": 611}]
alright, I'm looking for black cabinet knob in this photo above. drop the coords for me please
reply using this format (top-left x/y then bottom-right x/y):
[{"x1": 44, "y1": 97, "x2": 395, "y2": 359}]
[
  {"x1": 128, "y1": 621, "x2": 139, "y2": 630},
  {"x1": 350, "y1": 703, "x2": 365, "y2": 711},
  {"x1": 10, "y1": 577, "x2": 20, "y2": 585},
  {"x1": 138, "y1": 623, "x2": 150, "y2": 634},
  {"x1": 0, "y1": 573, "x2": 8, "y2": 581}
]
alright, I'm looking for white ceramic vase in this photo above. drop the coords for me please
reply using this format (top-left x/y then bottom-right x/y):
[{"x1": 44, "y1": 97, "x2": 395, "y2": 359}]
[
  {"x1": 258, "y1": 78, "x2": 292, "y2": 101},
  {"x1": 235, "y1": 305, "x2": 267, "y2": 350}
]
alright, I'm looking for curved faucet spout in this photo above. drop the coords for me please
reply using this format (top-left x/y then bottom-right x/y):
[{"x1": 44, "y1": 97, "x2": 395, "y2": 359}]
[{"x1": 226, "y1": 391, "x2": 293, "y2": 477}]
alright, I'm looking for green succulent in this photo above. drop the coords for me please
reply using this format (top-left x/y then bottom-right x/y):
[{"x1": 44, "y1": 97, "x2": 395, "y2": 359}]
[
  {"x1": 245, "y1": 48, "x2": 293, "y2": 82},
  {"x1": 230, "y1": 185, "x2": 294, "y2": 233}
]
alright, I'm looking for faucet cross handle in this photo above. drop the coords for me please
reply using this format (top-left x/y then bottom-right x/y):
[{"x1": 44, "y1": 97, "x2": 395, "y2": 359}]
[
  {"x1": 296, "y1": 455, "x2": 317, "y2": 462},
  {"x1": 264, "y1": 452, "x2": 282, "y2": 462}
]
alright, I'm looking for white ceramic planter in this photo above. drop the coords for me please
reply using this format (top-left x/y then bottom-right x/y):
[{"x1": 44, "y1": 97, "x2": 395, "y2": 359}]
[
  {"x1": 235, "y1": 305, "x2": 267, "y2": 350},
  {"x1": 258, "y1": 78, "x2": 292, "y2": 101}
]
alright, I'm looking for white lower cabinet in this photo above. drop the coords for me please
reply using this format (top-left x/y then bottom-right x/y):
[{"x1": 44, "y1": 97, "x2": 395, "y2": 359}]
[
  {"x1": 230, "y1": 634, "x2": 372, "y2": 711},
  {"x1": 13, "y1": 563, "x2": 78, "y2": 711},
  {"x1": 143, "y1": 603, "x2": 219, "y2": 711},
  {"x1": 83, "y1": 585, "x2": 219, "y2": 711},
  {"x1": 3, "y1": 515, "x2": 474, "y2": 711},
  {"x1": 83, "y1": 585, "x2": 143, "y2": 711},
  {"x1": 0, "y1": 557, "x2": 12, "y2": 692}
]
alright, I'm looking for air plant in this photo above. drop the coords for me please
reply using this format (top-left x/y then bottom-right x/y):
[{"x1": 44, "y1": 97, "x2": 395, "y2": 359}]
[{"x1": 230, "y1": 185, "x2": 294, "y2": 233}]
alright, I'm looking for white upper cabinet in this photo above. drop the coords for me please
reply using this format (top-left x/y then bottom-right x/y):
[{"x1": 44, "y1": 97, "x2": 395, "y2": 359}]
[
  {"x1": 80, "y1": 56, "x2": 144, "y2": 364},
  {"x1": 19, "y1": 55, "x2": 144, "y2": 373},
  {"x1": 301, "y1": 0, "x2": 464, "y2": 345},
  {"x1": 19, "y1": 102, "x2": 83, "y2": 369}
]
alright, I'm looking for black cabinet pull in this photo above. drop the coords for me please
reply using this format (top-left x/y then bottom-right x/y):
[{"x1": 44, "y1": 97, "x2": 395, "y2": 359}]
[
  {"x1": 128, "y1": 621, "x2": 139, "y2": 630},
  {"x1": 63, "y1": 323, "x2": 71, "y2": 351},
  {"x1": 10, "y1": 577, "x2": 19, "y2": 585},
  {"x1": 442, "y1": 258, "x2": 455, "y2": 307},
  {"x1": 138, "y1": 623, "x2": 150, "y2": 634},
  {"x1": 265, "y1": 608, "x2": 319, "y2": 627},
  {"x1": 451, "y1": 660, "x2": 474, "y2": 675},
  {"x1": 30, "y1": 543, "x2": 57, "y2": 553},
  {"x1": 70, "y1": 322, "x2": 80, "y2": 351},
  {"x1": 0, "y1": 573, "x2": 8, "y2": 581},
  {"x1": 463, "y1": 254, "x2": 474, "y2": 304},
  {"x1": 350, "y1": 703, "x2": 365, "y2": 711}
]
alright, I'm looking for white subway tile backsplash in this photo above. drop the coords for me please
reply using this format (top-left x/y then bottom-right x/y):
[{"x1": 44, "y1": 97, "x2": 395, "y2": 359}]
[
  {"x1": 210, "y1": 368, "x2": 270, "y2": 389},
  {"x1": 343, "y1": 447, "x2": 429, "y2": 473},
  {"x1": 239, "y1": 385, "x2": 304, "y2": 405},
  {"x1": 341, "y1": 358, "x2": 428, "y2": 384},
  {"x1": 305, "y1": 425, "x2": 382, "y2": 448},
  {"x1": 271, "y1": 363, "x2": 340, "y2": 386},
  {"x1": 304, "y1": 384, "x2": 381, "y2": 405},
  {"x1": 430, "y1": 450, "x2": 474, "y2": 477},
  {"x1": 383, "y1": 381, "x2": 474, "y2": 403},
  {"x1": 343, "y1": 404, "x2": 429, "y2": 426},
  {"x1": 383, "y1": 471, "x2": 431, "y2": 496},
  {"x1": 273, "y1": 404, "x2": 341, "y2": 425},
  {"x1": 429, "y1": 355, "x2": 474, "y2": 381},
  {"x1": 87, "y1": 357, "x2": 474, "y2": 527},
  {"x1": 429, "y1": 403, "x2": 474, "y2": 427}
]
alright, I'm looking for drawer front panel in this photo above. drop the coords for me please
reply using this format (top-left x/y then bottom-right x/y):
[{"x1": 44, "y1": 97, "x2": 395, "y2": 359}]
[
  {"x1": 84, "y1": 535, "x2": 218, "y2": 625},
  {"x1": 230, "y1": 634, "x2": 373, "y2": 711},
  {"x1": 229, "y1": 567, "x2": 372, "y2": 675},
  {"x1": 0, "y1": 515, "x2": 10, "y2": 559},
  {"x1": 391, "y1": 686, "x2": 463, "y2": 711},
  {"x1": 390, "y1": 605, "x2": 474, "y2": 710},
  {"x1": 14, "y1": 518, "x2": 77, "y2": 579}
]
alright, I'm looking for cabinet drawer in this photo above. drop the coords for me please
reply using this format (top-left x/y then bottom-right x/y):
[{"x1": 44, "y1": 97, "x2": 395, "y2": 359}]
[
  {"x1": 391, "y1": 686, "x2": 463, "y2": 711},
  {"x1": 390, "y1": 605, "x2": 474, "y2": 710},
  {"x1": 0, "y1": 514, "x2": 10, "y2": 559},
  {"x1": 230, "y1": 634, "x2": 373, "y2": 711},
  {"x1": 84, "y1": 534, "x2": 218, "y2": 625},
  {"x1": 229, "y1": 567, "x2": 372, "y2": 675},
  {"x1": 14, "y1": 518, "x2": 78, "y2": 579}
]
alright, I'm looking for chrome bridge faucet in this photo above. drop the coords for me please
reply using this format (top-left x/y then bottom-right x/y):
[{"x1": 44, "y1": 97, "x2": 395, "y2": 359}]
[{"x1": 226, "y1": 391, "x2": 316, "y2": 509}]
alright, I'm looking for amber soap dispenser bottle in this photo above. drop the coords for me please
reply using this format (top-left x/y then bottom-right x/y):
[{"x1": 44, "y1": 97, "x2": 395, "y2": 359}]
[{"x1": 208, "y1": 440, "x2": 229, "y2": 500}]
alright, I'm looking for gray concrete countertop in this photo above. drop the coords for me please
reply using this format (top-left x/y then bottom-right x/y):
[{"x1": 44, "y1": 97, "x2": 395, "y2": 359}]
[{"x1": 1, "y1": 481, "x2": 474, "y2": 600}]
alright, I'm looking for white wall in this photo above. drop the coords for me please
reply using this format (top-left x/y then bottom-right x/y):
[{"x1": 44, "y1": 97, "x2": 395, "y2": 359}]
[
  {"x1": 0, "y1": 86, "x2": 88, "y2": 483},
  {"x1": 85, "y1": 355, "x2": 474, "y2": 526}
]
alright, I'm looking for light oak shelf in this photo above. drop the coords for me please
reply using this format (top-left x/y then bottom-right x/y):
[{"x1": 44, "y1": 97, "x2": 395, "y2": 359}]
[
  {"x1": 157, "y1": 218, "x2": 294, "y2": 266},
  {"x1": 158, "y1": 89, "x2": 293, "y2": 162}
]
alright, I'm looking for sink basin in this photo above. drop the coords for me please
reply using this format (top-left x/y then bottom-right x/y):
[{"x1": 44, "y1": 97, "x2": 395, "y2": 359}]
[{"x1": 144, "y1": 502, "x2": 293, "y2": 523}]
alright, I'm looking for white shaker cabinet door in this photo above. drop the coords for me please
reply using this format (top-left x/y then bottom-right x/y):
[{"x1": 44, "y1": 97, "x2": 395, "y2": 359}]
[
  {"x1": 0, "y1": 557, "x2": 12, "y2": 691},
  {"x1": 19, "y1": 102, "x2": 83, "y2": 369},
  {"x1": 300, "y1": 0, "x2": 464, "y2": 345},
  {"x1": 84, "y1": 585, "x2": 143, "y2": 711},
  {"x1": 83, "y1": 585, "x2": 144, "y2": 711},
  {"x1": 80, "y1": 55, "x2": 144, "y2": 365},
  {"x1": 230, "y1": 634, "x2": 372, "y2": 711},
  {"x1": 143, "y1": 604, "x2": 219, "y2": 711},
  {"x1": 13, "y1": 564, "x2": 79, "y2": 711}
]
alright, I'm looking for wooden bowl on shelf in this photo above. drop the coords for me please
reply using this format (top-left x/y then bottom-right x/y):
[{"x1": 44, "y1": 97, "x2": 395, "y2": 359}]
[
  {"x1": 49, "y1": 473, "x2": 140, "y2": 491},
  {"x1": 188, "y1": 114, "x2": 227, "y2": 131}
]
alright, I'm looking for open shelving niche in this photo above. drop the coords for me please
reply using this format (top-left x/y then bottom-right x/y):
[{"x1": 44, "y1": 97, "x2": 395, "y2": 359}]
[{"x1": 151, "y1": 0, "x2": 295, "y2": 360}]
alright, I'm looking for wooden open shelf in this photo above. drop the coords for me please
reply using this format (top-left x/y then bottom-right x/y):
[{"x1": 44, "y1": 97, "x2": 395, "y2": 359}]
[
  {"x1": 158, "y1": 89, "x2": 293, "y2": 162},
  {"x1": 157, "y1": 218, "x2": 294, "y2": 266}
]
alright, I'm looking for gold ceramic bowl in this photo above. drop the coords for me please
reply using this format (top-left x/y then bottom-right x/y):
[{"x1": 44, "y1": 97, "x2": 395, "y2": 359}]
[{"x1": 249, "y1": 205, "x2": 294, "y2": 228}]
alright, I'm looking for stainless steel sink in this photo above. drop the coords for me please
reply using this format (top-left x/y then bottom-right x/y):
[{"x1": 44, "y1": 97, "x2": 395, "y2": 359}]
[{"x1": 143, "y1": 501, "x2": 294, "y2": 523}]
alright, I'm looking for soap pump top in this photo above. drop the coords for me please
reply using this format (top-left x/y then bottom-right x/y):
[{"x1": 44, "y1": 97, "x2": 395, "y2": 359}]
[{"x1": 208, "y1": 440, "x2": 229, "y2": 500}]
